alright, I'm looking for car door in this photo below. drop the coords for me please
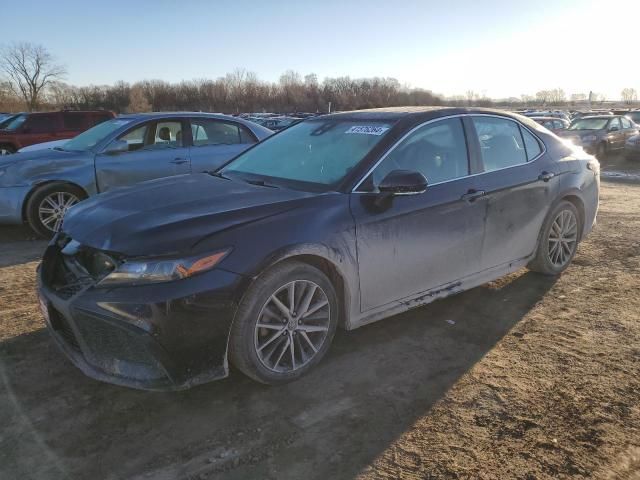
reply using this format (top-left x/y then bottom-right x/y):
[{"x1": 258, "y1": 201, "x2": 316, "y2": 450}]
[
  {"x1": 350, "y1": 117, "x2": 486, "y2": 312},
  {"x1": 620, "y1": 117, "x2": 636, "y2": 142},
  {"x1": 94, "y1": 119, "x2": 191, "y2": 192},
  {"x1": 187, "y1": 118, "x2": 258, "y2": 173},
  {"x1": 468, "y1": 115, "x2": 561, "y2": 271},
  {"x1": 606, "y1": 118, "x2": 624, "y2": 149}
]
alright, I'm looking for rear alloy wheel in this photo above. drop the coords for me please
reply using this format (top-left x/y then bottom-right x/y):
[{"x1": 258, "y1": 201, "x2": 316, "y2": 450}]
[
  {"x1": 528, "y1": 200, "x2": 580, "y2": 275},
  {"x1": 229, "y1": 261, "x2": 338, "y2": 384},
  {"x1": 26, "y1": 183, "x2": 85, "y2": 238}
]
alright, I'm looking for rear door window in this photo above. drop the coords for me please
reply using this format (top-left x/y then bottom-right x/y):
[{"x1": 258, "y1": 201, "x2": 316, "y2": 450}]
[
  {"x1": 471, "y1": 117, "x2": 527, "y2": 171},
  {"x1": 621, "y1": 117, "x2": 632, "y2": 129},
  {"x1": 190, "y1": 118, "x2": 255, "y2": 146}
]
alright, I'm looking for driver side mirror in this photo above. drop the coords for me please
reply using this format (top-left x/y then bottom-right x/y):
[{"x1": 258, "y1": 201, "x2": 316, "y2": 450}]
[
  {"x1": 103, "y1": 139, "x2": 129, "y2": 155},
  {"x1": 379, "y1": 169, "x2": 428, "y2": 195}
]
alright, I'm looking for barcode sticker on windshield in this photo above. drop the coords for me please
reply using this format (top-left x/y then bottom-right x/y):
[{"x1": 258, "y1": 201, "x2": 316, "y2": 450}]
[{"x1": 345, "y1": 126, "x2": 389, "y2": 136}]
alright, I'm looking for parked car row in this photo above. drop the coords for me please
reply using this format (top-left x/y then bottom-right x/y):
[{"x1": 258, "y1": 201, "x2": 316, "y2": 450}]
[
  {"x1": 30, "y1": 106, "x2": 600, "y2": 390},
  {"x1": 522, "y1": 110, "x2": 640, "y2": 160},
  {"x1": 0, "y1": 112, "x2": 273, "y2": 236}
]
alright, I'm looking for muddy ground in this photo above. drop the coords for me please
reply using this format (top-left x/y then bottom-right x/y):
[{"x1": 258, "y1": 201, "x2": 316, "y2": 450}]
[{"x1": 1, "y1": 160, "x2": 639, "y2": 479}]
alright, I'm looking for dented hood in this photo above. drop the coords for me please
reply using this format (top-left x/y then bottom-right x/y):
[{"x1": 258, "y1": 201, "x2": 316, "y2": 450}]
[{"x1": 62, "y1": 173, "x2": 315, "y2": 256}]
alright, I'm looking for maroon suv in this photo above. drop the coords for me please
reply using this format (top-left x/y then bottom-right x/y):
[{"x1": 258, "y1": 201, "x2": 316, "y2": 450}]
[{"x1": 0, "y1": 110, "x2": 115, "y2": 154}]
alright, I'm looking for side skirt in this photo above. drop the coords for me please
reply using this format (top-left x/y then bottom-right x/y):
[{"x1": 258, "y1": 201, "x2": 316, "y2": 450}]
[{"x1": 346, "y1": 256, "x2": 531, "y2": 330}]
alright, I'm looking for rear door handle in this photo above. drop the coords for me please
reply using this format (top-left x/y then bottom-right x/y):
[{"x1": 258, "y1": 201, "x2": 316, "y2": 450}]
[
  {"x1": 461, "y1": 189, "x2": 486, "y2": 202},
  {"x1": 538, "y1": 171, "x2": 555, "y2": 182},
  {"x1": 170, "y1": 158, "x2": 189, "y2": 164}
]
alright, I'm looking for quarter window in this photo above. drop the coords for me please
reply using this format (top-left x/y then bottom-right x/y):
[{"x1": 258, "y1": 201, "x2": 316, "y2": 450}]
[
  {"x1": 521, "y1": 127, "x2": 542, "y2": 160},
  {"x1": 471, "y1": 117, "x2": 528, "y2": 171},
  {"x1": 371, "y1": 118, "x2": 469, "y2": 186}
]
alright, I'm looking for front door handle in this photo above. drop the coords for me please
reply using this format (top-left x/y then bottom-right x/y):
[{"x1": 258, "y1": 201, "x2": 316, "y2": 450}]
[
  {"x1": 170, "y1": 158, "x2": 189, "y2": 164},
  {"x1": 538, "y1": 171, "x2": 555, "y2": 182},
  {"x1": 461, "y1": 189, "x2": 486, "y2": 202}
]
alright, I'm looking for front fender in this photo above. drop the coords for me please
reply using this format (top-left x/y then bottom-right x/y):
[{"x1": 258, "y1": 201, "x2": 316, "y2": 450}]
[{"x1": 11, "y1": 154, "x2": 98, "y2": 196}]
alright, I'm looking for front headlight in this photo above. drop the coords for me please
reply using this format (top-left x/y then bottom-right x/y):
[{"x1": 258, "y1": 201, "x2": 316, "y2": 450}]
[
  {"x1": 582, "y1": 135, "x2": 598, "y2": 142},
  {"x1": 99, "y1": 249, "x2": 231, "y2": 286}
]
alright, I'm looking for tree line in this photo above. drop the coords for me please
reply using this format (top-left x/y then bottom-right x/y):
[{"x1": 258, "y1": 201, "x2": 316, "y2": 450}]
[{"x1": 0, "y1": 43, "x2": 638, "y2": 114}]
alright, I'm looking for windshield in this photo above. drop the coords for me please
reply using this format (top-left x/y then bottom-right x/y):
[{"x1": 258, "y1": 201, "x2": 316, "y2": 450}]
[
  {"x1": 62, "y1": 118, "x2": 135, "y2": 151},
  {"x1": 221, "y1": 119, "x2": 393, "y2": 190},
  {"x1": 0, "y1": 114, "x2": 26, "y2": 131},
  {"x1": 569, "y1": 118, "x2": 609, "y2": 131}
]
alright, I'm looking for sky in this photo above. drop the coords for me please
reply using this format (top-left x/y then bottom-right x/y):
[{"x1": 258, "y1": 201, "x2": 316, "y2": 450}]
[{"x1": 3, "y1": 0, "x2": 639, "y2": 100}]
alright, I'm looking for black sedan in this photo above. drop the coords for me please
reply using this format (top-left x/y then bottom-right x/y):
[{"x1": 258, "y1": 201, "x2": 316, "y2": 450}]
[{"x1": 37, "y1": 107, "x2": 600, "y2": 390}]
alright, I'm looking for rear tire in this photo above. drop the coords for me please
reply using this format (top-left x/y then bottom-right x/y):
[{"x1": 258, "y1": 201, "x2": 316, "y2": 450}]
[
  {"x1": 229, "y1": 260, "x2": 338, "y2": 385},
  {"x1": 25, "y1": 182, "x2": 86, "y2": 238},
  {"x1": 528, "y1": 201, "x2": 581, "y2": 276}
]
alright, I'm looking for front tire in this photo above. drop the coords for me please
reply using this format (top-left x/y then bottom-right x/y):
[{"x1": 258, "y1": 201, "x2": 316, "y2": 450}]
[
  {"x1": 528, "y1": 201, "x2": 581, "y2": 276},
  {"x1": 25, "y1": 182, "x2": 86, "y2": 238},
  {"x1": 229, "y1": 261, "x2": 338, "y2": 385}
]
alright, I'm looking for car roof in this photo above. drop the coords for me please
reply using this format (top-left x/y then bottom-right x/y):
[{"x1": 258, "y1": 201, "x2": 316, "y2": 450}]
[
  {"x1": 577, "y1": 115, "x2": 614, "y2": 120},
  {"x1": 531, "y1": 116, "x2": 565, "y2": 121},
  {"x1": 315, "y1": 106, "x2": 523, "y2": 123},
  {"x1": 26, "y1": 110, "x2": 112, "y2": 115},
  {"x1": 116, "y1": 112, "x2": 239, "y2": 121}
]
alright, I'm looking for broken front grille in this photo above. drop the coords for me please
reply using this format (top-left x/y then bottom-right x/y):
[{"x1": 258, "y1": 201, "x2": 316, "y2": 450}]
[{"x1": 44, "y1": 237, "x2": 117, "y2": 300}]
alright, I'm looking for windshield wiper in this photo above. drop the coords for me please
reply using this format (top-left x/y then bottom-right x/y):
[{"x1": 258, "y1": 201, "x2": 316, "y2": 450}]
[
  {"x1": 243, "y1": 178, "x2": 279, "y2": 189},
  {"x1": 207, "y1": 171, "x2": 230, "y2": 180}
]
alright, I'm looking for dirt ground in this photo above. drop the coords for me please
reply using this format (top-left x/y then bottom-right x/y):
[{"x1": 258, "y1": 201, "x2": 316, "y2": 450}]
[{"x1": 1, "y1": 171, "x2": 639, "y2": 479}]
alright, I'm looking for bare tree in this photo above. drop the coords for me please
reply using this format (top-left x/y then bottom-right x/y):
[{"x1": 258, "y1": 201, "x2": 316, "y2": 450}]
[
  {"x1": 621, "y1": 88, "x2": 638, "y2": 105},
  {"x1": 0, "y1": 42, "x2": 66, "y2": 111}
]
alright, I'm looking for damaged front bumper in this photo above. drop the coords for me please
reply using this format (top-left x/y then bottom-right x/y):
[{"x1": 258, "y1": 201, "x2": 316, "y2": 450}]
[{"x1": 37, "y1": 236, "x2": 245, "y2": 391}]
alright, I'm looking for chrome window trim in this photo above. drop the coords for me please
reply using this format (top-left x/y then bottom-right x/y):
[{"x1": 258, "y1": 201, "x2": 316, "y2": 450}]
[{"x1": 351, "y1": 113, "x2": 547, "y2": 193}]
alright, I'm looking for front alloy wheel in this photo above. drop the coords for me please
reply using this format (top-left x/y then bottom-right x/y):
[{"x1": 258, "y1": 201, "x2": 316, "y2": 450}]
[
  {"x1": 38, "y1": 191, "x2": 80, "y2": 233},
  {"x1": 26, "y1": 182, "x2": 86, "y2": 238},
  {"x1": 254, "y1": 280, "x2": 331, "y2": 373},
  {"x1": 229, "y1": 261, "x2": 338, "y2": 384}
]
